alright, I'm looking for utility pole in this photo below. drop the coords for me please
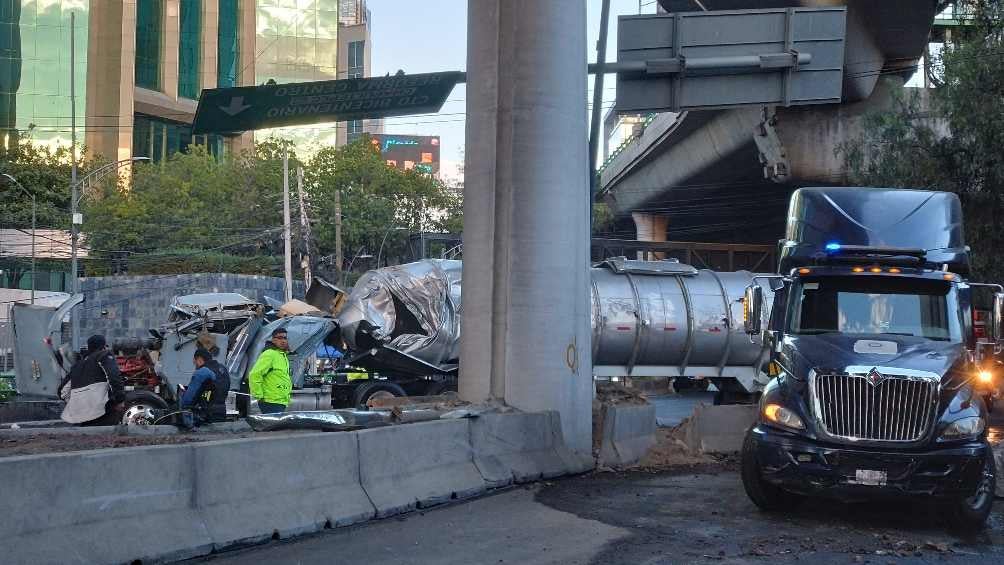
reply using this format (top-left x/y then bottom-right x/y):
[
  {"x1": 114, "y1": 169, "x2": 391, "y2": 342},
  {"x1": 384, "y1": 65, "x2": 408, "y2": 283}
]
[
  {"x1": 295, "y1": 166, "x2": 312, "y2": 290},
  {"x1": 282, "y1": 150, "x2": 293, "y2": 303},
  {"x1": 335, "y1": 188, "x2": 343, "y2": 283},
  {"x1": 588, "y1": 0, "x2": 611, "y2": 228},
  {"x1": 69, "y1": 11, "x2": 81, "y2": 350}
]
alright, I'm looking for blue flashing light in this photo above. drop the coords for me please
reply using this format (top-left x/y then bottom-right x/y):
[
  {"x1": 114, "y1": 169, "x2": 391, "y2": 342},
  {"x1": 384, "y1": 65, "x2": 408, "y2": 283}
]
[{"x1": 825, "y1": 242, "x2": 841, "y2": 252}]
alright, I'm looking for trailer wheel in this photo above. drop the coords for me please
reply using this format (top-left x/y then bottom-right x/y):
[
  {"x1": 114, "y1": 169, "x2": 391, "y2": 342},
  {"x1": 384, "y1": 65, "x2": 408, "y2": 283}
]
[
  {"x1": 353, "y1": 381, "x2": 407, "y2": 409},
  {"x1": 121, "y1": 391, "x2": 169, "y2": 425}
]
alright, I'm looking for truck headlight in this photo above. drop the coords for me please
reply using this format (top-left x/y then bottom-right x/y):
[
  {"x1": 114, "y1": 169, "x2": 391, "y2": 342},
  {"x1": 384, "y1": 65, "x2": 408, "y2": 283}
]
[
  {"x1": 978, "y1": 370, "x2": 993, "y2": 385},
  {"x1": 763, "y1": 403, "x2": 805, "y2": 430},
  {"x1": 939, "y1": 416, "x2": 986, "y2": 441}
]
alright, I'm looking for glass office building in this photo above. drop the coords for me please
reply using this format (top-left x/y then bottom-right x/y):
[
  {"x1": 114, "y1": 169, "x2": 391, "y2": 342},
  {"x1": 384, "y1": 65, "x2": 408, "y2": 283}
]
[
  {"x1": 256, "y1": 0, "x2": 340, "y2": 150},
  {"x1": 0, "y1": 1, "x2": 89, "y2": 154}
]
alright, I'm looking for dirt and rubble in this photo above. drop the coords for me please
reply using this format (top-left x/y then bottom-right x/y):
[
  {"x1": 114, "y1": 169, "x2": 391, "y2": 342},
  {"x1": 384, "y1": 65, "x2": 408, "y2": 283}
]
[{"x1": 0, "y1": 431, "x2": 263, "y2": 458}]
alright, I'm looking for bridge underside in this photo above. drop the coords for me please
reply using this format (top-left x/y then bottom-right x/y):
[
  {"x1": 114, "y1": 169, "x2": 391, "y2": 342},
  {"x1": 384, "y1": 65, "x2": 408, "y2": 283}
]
[{"x1": 600, "y1": 0, "x2": 940, "y2": 244}]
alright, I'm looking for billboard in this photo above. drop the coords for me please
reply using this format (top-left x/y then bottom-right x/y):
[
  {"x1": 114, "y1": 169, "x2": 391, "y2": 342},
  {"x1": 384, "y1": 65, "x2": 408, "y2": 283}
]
[{"x1": 370, "y1": 134, "x2": 440, "y2": 176}]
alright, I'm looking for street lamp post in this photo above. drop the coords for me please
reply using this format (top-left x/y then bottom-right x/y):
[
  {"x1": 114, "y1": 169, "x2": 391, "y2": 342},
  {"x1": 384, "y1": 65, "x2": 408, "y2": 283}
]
[
  {"x1": 2, "y1": 173, "x2": 36, "y2": 304},
  {"x1": 342, "y1": 249, "x2": 373, "y2": 287},
  {"x1": 69, "y1": 156, "x2": 151, "y2": 349},
  {"x1": 376, "y1": 226, "x2": 408, "y2": 268}
]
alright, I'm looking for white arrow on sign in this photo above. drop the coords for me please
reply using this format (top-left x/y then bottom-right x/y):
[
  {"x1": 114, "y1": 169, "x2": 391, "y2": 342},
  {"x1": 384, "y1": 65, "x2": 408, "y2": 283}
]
[{"x1": 219, "y1": 96, "x2": 251, "y2": 117}]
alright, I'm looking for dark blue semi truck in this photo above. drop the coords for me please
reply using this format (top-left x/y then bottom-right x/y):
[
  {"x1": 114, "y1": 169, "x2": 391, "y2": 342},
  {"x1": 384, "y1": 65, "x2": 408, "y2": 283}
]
[{"x1": 740, "y1": 187, "x2": 1001, "y2": 529}]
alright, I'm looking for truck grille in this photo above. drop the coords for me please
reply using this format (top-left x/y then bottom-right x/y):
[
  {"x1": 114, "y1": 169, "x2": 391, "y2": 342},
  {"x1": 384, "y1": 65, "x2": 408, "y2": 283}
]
[{"x1": 813, "y1": 373, "x2": 937, "y2": 442}]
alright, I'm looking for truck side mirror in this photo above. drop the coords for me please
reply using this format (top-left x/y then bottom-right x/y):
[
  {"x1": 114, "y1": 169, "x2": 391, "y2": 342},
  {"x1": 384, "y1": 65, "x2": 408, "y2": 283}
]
[
  {"x1": 743, "y1": 285, "x2": 764, "y2": 335},
  {"x1": 993, "y1": 292, "x2": 1004, "y2": 345}
]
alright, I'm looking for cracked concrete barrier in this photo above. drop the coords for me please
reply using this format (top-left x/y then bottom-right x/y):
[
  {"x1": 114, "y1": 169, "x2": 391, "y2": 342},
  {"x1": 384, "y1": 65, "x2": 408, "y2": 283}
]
[
  {"x1": 472, "y1": 411, "x2": 593, "y2": 487},
  {"x1": 194, "y1": 432, "x2": 375, "y2": 549},
  {"x1": 597, "y1": 404, "x2": 657, "y2": 467},
  {"x1": 358, "y1": 418, "x2": 486, "y2": 518},
  {"x1": 0, "y1": 444, "x2": 210, "y2": 565}
]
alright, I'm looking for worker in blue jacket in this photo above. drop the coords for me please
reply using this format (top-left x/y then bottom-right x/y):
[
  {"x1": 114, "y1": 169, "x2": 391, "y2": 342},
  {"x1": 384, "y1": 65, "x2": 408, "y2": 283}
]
[{"x1": 180, "y1": 348, "x2": 230, "y2": 423}]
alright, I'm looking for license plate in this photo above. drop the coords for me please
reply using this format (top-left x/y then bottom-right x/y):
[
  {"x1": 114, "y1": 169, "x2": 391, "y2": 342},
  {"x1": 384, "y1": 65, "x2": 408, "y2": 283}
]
[{"x1": 851, "y1": 469, "x2": 887, "y2": 486}]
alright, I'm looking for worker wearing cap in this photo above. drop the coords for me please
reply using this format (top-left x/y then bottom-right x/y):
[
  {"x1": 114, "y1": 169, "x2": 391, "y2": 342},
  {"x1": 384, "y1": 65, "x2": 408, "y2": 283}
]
[{"x1": 248, "y1": 328, "x2": 292, "y2": 413}]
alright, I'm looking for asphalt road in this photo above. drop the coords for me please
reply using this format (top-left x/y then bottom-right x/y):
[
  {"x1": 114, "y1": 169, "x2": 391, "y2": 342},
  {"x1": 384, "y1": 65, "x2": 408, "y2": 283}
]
[{"x1": 192, "y1": 466, "x2": 1004, "y2": 565}]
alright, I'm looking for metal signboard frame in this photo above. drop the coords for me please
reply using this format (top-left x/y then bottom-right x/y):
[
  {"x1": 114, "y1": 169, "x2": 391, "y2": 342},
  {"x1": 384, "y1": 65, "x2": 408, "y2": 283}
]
[{"x1": 615, "y1": 7, "x2": 847, "y2": 113}]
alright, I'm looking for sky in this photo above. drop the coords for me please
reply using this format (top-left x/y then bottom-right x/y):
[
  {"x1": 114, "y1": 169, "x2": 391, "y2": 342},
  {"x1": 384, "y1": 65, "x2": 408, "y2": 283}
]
[{"x1": 365, "y1": 0, "x2": 659, "y2": 184}]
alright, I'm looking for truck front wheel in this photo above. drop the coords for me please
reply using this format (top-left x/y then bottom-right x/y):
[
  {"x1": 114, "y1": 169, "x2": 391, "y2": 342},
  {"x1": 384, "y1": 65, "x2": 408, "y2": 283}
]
[
  {"x1": 944, "y1": 454, "x2": 995, "y2": 531},
  {"x1": 121, "y1": 390, "x2": 169, "y2": 425},
  {"x1": 741, "y1": 432, "x2": 800, "y2": 512}
]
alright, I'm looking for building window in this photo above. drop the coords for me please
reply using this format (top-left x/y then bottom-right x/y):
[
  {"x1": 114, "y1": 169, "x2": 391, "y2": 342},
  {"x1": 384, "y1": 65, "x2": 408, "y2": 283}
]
[
  {"x1": 135, "y1": 0, "x2": 164, "y2": 90},
  {"x1": 348, "y1": 40, "x2": 365, "y2": 71},
  {"x1": 178, "y1": 0, "x2": 202, "y2": 99},
  {"x1": 133, "y1": 114, "x2": 193, "y2": 163},
  {"x1": 217, "y1": 0, "x2": 240, "y2": 88},
  {"x1": 347, "y1": 119, "x2": 363, "y2": 143}
]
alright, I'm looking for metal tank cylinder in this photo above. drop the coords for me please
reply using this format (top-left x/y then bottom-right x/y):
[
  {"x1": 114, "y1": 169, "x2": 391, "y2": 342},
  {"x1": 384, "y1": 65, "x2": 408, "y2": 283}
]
[{"x1": 590, "y1": 258, "x2": 774, "y2": 380}]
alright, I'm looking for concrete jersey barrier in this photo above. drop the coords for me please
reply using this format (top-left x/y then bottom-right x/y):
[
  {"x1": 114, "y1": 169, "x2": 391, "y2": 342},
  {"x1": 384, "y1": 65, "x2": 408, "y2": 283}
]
[
  {"x1": 357, "y1": 418, "x2": 487, "y2": 518},
  {"x1": 683, "y1": 403, "x2": 758, "y2": 454},
  {"x1": 596, "y1": 404, "x2": 657, "y2": 467},
  {"x1": 194, "y1": 432, "x2": 376, "y2": 548},
  {"x1": 471, "y1": 411, "x2": 592, "y2": 487},
  {"x1": 0, "y1": 444, "x2": 210, "y2": 565},
  {"x1": 0, "y1": 412, "x2": 592, "y2": 564}
]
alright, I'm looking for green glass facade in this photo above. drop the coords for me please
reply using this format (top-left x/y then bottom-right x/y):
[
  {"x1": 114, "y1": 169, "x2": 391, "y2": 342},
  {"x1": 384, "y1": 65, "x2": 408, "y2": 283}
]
[
  {"x1": 256, "y1": 0, "x2": 339, "y2": 150},
  {"x1": 217, "y1": 0, "x2": 240, "y2": 88},
  {"x1": 0, "y1": 1, "x2": 88, "y2": 152},
  {"x1": 178, "y1": 0, "x2": 201, "y2": 99},
  {"x1": 135, "y1": 0, "x2": 163, "y2": 91}
]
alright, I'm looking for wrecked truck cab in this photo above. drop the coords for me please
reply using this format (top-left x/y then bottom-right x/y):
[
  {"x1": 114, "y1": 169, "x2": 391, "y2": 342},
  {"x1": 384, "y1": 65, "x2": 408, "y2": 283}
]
[{"x1": 740, "y1": 188, "x2": 997, "y2": 529}]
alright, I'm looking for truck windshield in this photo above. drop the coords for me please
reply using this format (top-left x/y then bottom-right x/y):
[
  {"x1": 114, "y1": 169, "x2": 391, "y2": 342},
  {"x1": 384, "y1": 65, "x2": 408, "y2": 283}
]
[{"x1": 788, "y1": 276, "x2": 962, "y2": 342}]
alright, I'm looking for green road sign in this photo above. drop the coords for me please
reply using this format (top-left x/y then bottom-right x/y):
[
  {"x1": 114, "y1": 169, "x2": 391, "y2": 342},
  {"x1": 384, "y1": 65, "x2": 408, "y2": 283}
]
[{"x1": 192, "y1": 71, "x2": 463, "y2": 135}]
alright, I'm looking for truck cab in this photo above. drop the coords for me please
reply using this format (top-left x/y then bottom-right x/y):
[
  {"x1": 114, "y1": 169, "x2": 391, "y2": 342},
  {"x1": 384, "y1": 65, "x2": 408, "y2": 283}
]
[{"x1": 740, "y1": 187, "x2": 1001, "y2": 529}]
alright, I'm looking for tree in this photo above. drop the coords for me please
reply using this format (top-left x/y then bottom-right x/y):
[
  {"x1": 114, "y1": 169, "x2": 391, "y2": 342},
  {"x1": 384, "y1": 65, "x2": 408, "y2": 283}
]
[
  {"x1": 0, "y1": 128, "x2": 96, "y2": 230},
  {"x1": 82, "y1": 143, "x2": 290, "y2": 276},
  {"x1": 79, "y1": 137, "x2": 463, "y2": 279},
  {"x1": 306, "y1": 139, "x2": 463, "y2": 278},
  {"x1": 839, "y1": 0, "x2": 1004, "y2": 281}
]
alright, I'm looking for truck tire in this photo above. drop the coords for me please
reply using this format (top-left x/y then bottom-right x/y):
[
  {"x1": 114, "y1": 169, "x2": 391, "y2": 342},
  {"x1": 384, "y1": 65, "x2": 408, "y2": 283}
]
[
  {"x1": 944, "y1": 453, "x2": 995, "y2": 531},
  {"x1": 353, "y1": 381, "x2": 407, "y2": 409},
  {"x1": 741, "y1": 431, "x2": 800, "y2": 512},
  {"x1": 121, "y1": 390, "x2": 169, "y2": 425}
]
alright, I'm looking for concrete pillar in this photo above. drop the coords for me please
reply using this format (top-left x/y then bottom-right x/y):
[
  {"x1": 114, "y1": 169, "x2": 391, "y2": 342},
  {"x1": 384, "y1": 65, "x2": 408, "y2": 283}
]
[
  {"x1": 460, "y1": 0, "x2": 593, "y2": 455},
  {"x1": 85, "y1": 1, "x2": 137, "y2": 162},
  {"x1": 632, "y1": 212, "x2": 669, "y2": 260},
  {"x1": 201, "y1": 0, "x2": 220, "y2": 93}
]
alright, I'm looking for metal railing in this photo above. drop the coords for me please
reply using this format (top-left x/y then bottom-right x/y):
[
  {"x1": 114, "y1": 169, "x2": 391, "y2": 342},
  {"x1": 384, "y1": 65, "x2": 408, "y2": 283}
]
[{"x1": 596, "y1": 113, "x2": 658, "y2": 175}]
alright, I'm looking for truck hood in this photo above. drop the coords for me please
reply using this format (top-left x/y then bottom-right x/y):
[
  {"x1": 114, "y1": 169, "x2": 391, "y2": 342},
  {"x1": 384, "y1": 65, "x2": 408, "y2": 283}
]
[{"x1": 779, "y1": 333, "x2": 967, "y2": 380}]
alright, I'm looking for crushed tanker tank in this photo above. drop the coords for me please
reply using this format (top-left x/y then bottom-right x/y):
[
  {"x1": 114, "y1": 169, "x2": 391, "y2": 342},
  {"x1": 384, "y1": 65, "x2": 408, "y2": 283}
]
[
  {"x1": 336, "y1": 259, "x2": 462, "y2": 375},
  {"x1": 337, "y1": 258, "x2": 774, "y2": 392}
]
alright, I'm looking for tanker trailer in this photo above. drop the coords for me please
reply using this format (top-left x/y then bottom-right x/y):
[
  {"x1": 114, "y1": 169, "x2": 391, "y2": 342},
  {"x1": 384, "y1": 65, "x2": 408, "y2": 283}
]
[{"x1": 333, "y1": 257, "x2": 774, "y2": 407}]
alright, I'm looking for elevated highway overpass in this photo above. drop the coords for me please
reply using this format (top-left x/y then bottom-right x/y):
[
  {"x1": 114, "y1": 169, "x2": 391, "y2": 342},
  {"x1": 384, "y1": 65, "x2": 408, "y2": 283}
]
[{"x1": 598, "y1": 0, "x2": 942, "y2": 244}]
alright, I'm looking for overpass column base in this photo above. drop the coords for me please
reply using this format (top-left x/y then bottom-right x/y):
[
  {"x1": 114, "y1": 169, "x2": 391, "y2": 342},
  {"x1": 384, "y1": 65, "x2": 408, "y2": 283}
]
[{"x1": 459, "y1": 0, "x2": 593, "y2": 456}]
